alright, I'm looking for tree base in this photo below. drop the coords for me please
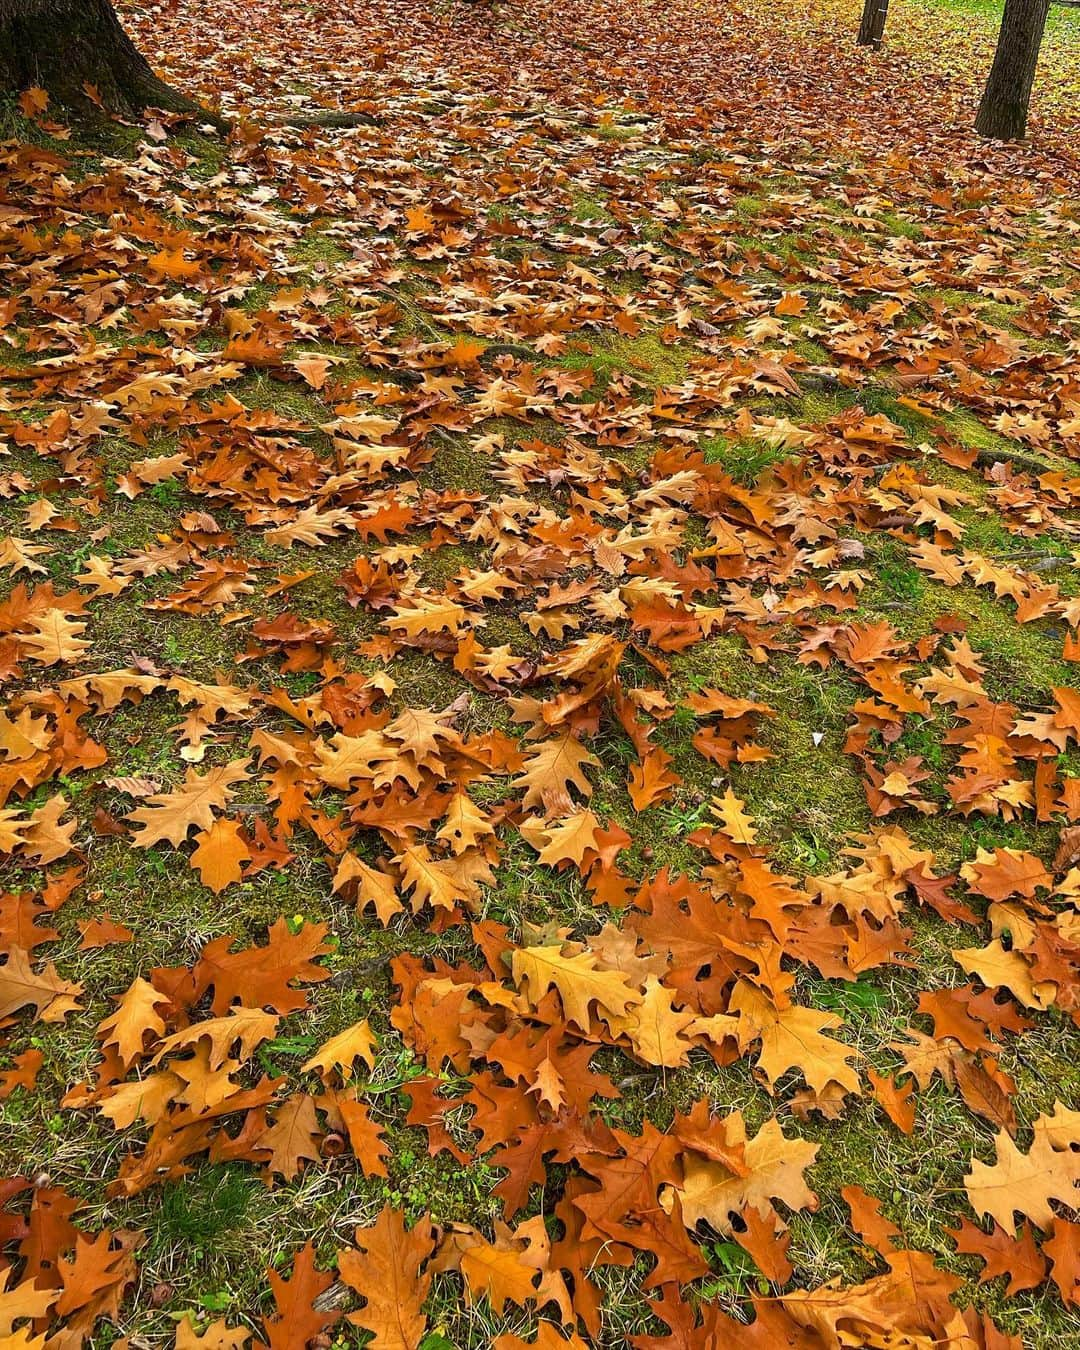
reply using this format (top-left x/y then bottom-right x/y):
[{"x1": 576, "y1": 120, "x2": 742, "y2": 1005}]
[
  {"x1": 975, "y1": 100, "x2": 1030, "y2": 140},
  {"x1": 0, "y1": 0, "x2": 223, "y2": 128}
]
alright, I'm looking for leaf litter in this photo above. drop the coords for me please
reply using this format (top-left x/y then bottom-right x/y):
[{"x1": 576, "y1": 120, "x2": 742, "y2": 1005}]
[{"x1": 1, "y1": 0, "x2": 1080, "y2": 1345}]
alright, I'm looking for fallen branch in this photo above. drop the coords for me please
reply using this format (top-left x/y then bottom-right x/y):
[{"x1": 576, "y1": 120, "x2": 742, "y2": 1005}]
[{"x1": 973, "y1": 445, "x2": 1065, "y2": 476}]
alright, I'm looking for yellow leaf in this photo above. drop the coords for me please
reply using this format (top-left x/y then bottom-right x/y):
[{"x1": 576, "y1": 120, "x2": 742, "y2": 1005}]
[
  {"x1": 512, "y1": 945, "x2": 640, "y2": 1033},
  {"x1": 965, "y1": 1109, "x2": 1080, "y2": 1230},
  {"x1": 126, "y1": 759, "x2": 250, "y2": 849},
  {"x1": 669, "y1": 1115, "x2": 819, "y2": 1236},
  {"x1": 302, "y1": 1019, "x2": 377, "y2": 1083},
  {"x1": 731, "y1": 980, "x2": 860, "y2": 1098}
]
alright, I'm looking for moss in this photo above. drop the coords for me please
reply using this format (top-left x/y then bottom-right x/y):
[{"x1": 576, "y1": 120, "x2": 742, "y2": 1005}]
[
  {"x1": 429, "y1": 437, "x2": 501, "y2": 494},
  {"x1": 960, "y1": 511, "x2": 1073, "y2": 566},
  {"x1": 876, "y1": 210, "x2": 924, "y2": 241},
  {"x1": 569, "y1": 190, "x2": 615, "y2": 223},
  {"x1": 383, "y1": 649, "x2": 474, "y2": 710},
  {"x1": 233, "y1": 370, "x2": 332, "y2": 428},
  {"x1": 238, "y1": 281, "x2": 281, "y2": 315},
  {"x1": 794, "y1": 337, "x2": 832, "y2": 365},
  {"x1": 559, "y1": 331, "x2": 695, "y2": 389},
  {"x1": 908, "y1": 812, "x2": 1060, "y2": 870},
  {"x1": 291, "y1": 230, "x2": 351, "y2": 266},
  {"x1": 733, "y1": 193, "x2": 765, "y2": 219},
  {"x1": 856, "y1": 537, "x2": 929, "y2": 611},
  {"x1": 594, "y1": 120, "x2": 640, "y2": 142},
  {"x1": 887, "y1": 713, "x2": 953, "y2": 775},
  {"x1": 89, "y1": 601, "x2": 244, "y2": 677},
  {"x1": 170, "y1": 128, "x2": 232, "y2": 177},
  {"x1": 0, "y1": 98, "x2": 55, "y2": 144},
  {"x1": 732, "y1": 721, "x2": 866, "y2": 874},
  {"x1": 951, "y1": 591, "x2": 1066, "y2": 701}
]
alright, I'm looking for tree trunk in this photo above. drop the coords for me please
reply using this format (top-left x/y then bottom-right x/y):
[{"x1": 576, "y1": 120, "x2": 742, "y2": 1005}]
[
  {"x1": 0, "y1": 0, "x2": 216, "y2": 123},
  {"x1": 857, "y1": 0, "x2": 890, "y2": 46},
  {"x1": 975, "y1": 0, "x2": 1050, "y2": 139}
]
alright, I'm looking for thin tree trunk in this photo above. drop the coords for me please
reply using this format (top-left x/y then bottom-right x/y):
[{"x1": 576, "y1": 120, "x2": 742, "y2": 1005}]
[
  {"x1": 975, "y1": 0, "x2": 1050, "y2": 139},
  {"x1": 0, "y1": 0, "x2": 218, "y2": 124},
  {"x1": 857, "y1": 0, "x2": 890, "y2": 46}
]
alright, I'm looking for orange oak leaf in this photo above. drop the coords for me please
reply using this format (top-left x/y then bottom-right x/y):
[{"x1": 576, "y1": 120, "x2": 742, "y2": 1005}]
[
  {"x1": 194, "y1": 918, "x2": 331, "y2": 1014},
  {"x1": 947, "y1": 1218, "x2": 1046, "y2": 1296},
  {"x1": 262, "y1": 1241, "x2": 340, "y2": 1350},
  {"x1": 258, "y1": 1093, "x2": 323, "y2": 1182},
  {"x1": 339, "y1": 1205, "x2": 437, "y2": 1349},
  {"x1": 191, "y1": 818, "x2": 252, "y2": 893}
]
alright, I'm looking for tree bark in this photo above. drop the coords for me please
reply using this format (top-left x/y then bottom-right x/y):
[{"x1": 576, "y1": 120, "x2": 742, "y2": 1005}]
[
  {"x1": 975, "y1": 0, "x2": 1050, "y2": 139},
  {"x1": 857, "y1": 0, "x2": 890, "y2": 46},
  {"x1": 0, "y1": 0, "x2": 218, "y2": 124}
]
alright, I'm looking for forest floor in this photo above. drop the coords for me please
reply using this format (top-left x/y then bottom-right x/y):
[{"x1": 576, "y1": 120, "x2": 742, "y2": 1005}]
[{"x1": 1, "y1": 0, "x2": 1080, "y2": 1346}]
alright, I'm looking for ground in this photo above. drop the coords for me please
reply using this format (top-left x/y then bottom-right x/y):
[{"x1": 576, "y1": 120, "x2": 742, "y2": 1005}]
[{"x1": 1, "y1": 0, "x2": 1079, "y2": 1346}]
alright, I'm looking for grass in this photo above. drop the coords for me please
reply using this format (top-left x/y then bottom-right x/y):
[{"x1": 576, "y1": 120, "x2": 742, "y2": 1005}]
[{"x1": 701, "y1": 434, "x2": 794, "y2": 485}]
